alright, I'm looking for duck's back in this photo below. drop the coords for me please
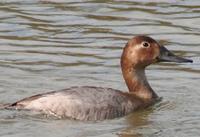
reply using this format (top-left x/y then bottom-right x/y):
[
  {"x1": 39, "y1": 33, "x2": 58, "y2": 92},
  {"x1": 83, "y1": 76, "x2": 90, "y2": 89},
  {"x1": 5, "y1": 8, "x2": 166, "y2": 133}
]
[{"x1": 9, "y1": 86, "x2": 141, "y2": 120}]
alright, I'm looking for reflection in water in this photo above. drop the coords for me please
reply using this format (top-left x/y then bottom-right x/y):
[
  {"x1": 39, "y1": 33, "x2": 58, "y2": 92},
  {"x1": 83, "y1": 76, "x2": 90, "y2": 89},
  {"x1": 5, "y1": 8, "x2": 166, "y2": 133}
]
[
  {"x1": 0, "y1": 0, "x2": 199, "y2": 137},
  {"x1": 119, "y1": 101, "x2": 176, "y2": 137},
  {"x1": 120, "y1": 111, "x2": 152, "y2": 137}
]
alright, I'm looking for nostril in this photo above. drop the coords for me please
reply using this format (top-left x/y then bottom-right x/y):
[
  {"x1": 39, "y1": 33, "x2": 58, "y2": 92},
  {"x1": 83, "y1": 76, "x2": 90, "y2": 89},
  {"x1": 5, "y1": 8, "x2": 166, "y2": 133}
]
[
  {"x1": 163, "y1": 51, "x2": 172, "y2": 57},
  {"x1": 165, "y1": 52, "x2": 169, "y2": 56},
  {"x1": 166, "y1": 52, "x2": 174, "y2": 56}
]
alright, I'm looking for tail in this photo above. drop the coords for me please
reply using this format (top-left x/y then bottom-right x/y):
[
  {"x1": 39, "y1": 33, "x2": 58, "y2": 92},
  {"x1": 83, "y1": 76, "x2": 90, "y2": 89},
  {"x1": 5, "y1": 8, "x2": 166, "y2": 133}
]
[{"x1": 0, "y1": 103, "x2": 12, "y2": 109}]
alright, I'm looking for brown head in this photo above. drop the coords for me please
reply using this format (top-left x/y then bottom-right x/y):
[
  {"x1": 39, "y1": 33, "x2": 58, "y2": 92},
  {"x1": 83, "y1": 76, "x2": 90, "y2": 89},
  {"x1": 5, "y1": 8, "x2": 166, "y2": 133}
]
[
  {"x1": 121, "y1": 35, "x2": 192, "y2": 99},
  {"x1": 121, "y1": 35, "x2": 193, "y2": 69}
]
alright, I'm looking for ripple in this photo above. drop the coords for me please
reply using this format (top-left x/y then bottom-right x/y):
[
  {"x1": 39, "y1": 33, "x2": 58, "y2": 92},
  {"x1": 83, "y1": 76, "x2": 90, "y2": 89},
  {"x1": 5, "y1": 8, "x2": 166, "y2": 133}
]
[{"x1": 0, "y1": 0, "x2": 199, "y2": 137}]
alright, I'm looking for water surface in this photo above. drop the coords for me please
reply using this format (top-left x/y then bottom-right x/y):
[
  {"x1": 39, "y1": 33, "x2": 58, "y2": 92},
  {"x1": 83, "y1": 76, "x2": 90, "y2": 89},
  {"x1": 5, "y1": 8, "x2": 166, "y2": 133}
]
[{"x1": 0, "y1": 0, "x2": 199, "y2": 137}]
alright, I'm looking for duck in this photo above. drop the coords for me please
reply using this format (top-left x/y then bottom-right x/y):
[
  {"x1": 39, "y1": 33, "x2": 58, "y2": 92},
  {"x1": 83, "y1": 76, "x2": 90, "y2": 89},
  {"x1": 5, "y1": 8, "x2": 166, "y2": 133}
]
[{"x1": 3, "y1": 36, "x2": 193, "y2": 121}]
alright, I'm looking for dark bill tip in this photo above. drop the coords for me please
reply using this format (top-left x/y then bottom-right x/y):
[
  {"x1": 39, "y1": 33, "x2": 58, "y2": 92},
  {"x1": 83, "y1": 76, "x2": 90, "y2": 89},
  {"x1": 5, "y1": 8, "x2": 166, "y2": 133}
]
[{"x1": 157, "y1": 46, "x2": 193, "y2": 63}]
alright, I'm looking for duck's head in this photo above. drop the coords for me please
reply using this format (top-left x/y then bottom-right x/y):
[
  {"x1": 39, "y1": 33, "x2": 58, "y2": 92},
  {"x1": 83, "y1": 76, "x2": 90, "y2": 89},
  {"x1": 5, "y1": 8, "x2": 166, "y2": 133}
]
[{"x1": 121, "y1": 35, "x2": 193, "y2": 68}]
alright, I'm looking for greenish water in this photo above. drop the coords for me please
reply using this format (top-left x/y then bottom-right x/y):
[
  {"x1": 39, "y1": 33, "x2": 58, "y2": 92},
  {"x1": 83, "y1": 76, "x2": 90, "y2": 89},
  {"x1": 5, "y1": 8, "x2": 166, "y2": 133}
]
[{"x1": 0, "y1": 0, "x2": 199, "y2": 137}]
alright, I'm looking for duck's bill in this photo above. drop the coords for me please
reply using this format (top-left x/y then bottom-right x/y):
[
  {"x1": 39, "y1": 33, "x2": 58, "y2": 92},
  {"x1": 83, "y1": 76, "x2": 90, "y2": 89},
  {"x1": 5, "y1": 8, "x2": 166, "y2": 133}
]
[{"x1": 157, "y1": 46, "x2": 193, "y2": 63}]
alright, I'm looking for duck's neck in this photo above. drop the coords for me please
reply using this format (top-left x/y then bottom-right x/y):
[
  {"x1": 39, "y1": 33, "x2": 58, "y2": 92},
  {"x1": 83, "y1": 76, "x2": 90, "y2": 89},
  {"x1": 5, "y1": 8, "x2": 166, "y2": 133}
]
[{"x1": 121, "y1": 64, "x2": 158, "y2": 100}]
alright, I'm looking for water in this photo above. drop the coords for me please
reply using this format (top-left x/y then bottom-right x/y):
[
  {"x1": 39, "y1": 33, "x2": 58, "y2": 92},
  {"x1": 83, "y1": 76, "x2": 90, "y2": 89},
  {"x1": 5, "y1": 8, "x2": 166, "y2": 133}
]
[{"x1": 0, "y1": 0, "x2": 199, "y2": 137}]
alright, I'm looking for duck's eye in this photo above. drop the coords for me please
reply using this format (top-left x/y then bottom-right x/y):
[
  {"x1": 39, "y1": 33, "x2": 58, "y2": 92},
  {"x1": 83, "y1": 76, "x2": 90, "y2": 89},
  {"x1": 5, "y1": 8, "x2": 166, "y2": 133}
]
[{"x1": 142, "y1": 42, "x2": 150, "y2": 48}]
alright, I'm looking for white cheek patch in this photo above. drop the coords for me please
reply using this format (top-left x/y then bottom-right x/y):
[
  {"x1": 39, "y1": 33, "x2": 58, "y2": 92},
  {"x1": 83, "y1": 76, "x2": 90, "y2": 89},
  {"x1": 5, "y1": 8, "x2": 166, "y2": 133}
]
[
  {"x1": 135, "y1": 44, "x2": 143, "y2": 50},
  {"x1": 129, "y1": 44, "x2": 142, "y2": 58}
]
